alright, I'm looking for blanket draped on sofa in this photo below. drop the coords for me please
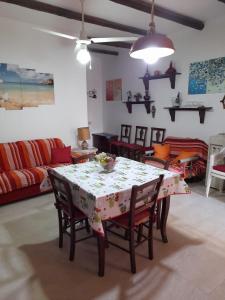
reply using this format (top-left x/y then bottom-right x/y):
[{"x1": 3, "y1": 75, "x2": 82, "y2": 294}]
[{"x1": 0, "y1": 138, "x2": 66, "y2": 205}]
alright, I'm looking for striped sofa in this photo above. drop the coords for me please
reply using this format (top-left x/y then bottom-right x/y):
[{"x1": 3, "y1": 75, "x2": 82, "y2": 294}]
[
  {"x1": 0, "y1": 138, "x2": 68, "y2": 205},
  {"x1": 164, "y1": 136, "x2": 208, "y2": 180}
]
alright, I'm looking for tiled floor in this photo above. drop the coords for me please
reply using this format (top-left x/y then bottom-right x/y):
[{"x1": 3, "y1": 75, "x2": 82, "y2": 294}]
[{"x1": 0, "y1": 182, "x2": 225, "y2": 300}]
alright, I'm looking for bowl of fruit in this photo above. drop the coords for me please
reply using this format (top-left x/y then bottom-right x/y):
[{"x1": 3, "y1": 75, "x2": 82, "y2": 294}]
[{"x1": 95, "y1": 152, "x2": 117, "y2": 172}]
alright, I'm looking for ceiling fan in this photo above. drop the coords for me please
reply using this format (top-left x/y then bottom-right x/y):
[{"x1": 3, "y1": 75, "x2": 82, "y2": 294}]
[{"x1": 34, "y1": 0, "x2": 137, "y2": 65}]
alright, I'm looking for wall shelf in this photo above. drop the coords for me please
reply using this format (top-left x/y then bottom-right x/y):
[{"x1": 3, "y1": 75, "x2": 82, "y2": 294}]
[
  {"x1": 164, "y1": 106, "x2": 213, "y2": 124},
  {"x1": 125, "y1": 101, "x2": 154, "y2": 114},
  {"x1": 139, "y1": 72, "x2": 181, "y2": 89}
]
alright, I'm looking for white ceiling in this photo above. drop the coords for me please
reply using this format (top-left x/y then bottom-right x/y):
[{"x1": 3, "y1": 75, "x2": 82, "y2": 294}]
[{"x1": 0, "y1": 0, "x2": 225, "y2": 41}]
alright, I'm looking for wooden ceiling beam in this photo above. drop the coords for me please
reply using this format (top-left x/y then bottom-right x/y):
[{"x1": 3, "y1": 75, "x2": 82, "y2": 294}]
[
  {"x1": 0, "y1": 0, "x2": 146, "y2": 36},
  {"x1": 88, "y1": 48, "x2": 119, "y2": 56},
  {"x1": 109, "y1": 0, "x2": 204, "y2": 30}
]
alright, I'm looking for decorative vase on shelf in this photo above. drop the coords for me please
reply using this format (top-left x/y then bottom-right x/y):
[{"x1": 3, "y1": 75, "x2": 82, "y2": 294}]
[
  {"x1": 172, "y1": 92, "x2": 182, "y2": 107},
  {"x1": 134, "y1": 93, "x2": 142, "y2": 102},
  {"x1": 127, "y1": 90, "x2": 132, "y2": 102}
]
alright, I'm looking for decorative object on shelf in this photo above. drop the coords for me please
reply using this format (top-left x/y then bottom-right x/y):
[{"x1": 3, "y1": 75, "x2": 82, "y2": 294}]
[
  {"x1": 152, "y1": 105, "x2": 156, "y2": 118},
  {"x1": 141, "y1": 66, "x2": 151, "y2": 101},
  {"x1": 154, "y1": 70, "x2": 161, "y2": 76},
  {"x1": 77, "y1": 127, "x2": 90, "y2": 149},
  {"x1": 127, "y1": 90, "x2": 132, "y2": 101},
  {"x1": 134, "y1": 92, "x2": 142, "y2": 102},
  {"x1": 220, "y1": 95, "x2": 225, "y2": 109},
  {"x1": 95, "y1": 152, "x2": 117, "y2": 172},
  {"x1": 171, "y1": 92, "x2": 182, "y2": 107},
  {"x1": 88, "y1": 89, "x2": 97, "y2": 99},
  {"x1": 188, "y1": 56, "x2": 225, "y2": 95},
  {"x1": 106, "y1": 78, "x2": 122, "y2": 101},
  {"x1": 0, "y1": 63, "x2": 54, "y2": 110},
  {"x1": 139, "y1": 64, "x2": 181, "y2": 90},
  {"x1": 129, "y1": 0, "x2": 175, "y2": 64},
  {"x1": 165, "y1": 61, "x2": 177, "y2": 89},
  {"x1": 164, "y1": 106, "x2": 212, "y2": 124}
]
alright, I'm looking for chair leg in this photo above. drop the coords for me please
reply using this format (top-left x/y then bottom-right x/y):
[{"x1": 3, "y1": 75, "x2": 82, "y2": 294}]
[
  {"x1": 103, "y1": 222, "x2": 109, "y2": 248},
  {"x1": 129, "y1": 229, "x2": 136, "y2": 273},
  {"x1": 137, "y1": 224, "x2": 143, "y2": 243},
  {"x1": 206, "y1": 174, "x2": 212, "y2": 197},
  {"x1": 85, "y1": 218, "x2": 90, "y2": 233},
  {"x1": 69, "y1": 221, "x2": 75, "y2": 261},
  {"x1": 148, "y1": 219, "x2": 153, "y2": 260},
  {"x1": 58, "y1": 209, "x2": 63, "y2": 248},
  {"x1": 156, "y1": 202, "x2": 161, "y2": 230},
  {"x1": 97, "y1": 234, "x2": 105, "y2": 277}
]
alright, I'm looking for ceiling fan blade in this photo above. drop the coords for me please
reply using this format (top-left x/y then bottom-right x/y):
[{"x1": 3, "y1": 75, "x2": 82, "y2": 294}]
[
  {"x1": 33, "y1": 27, "x2": 78, "y2": 40},
  {"x1": 90, "y1": 37, "x2": 138, "y2": 43}
]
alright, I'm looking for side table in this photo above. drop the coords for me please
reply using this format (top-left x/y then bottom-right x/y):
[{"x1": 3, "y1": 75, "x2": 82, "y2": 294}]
[
  {"x1": 92, "y1": 133, "x2": 118, "y2": 153},
  {"x1": 71, "y1": 147, "x2": 98, "y2": 164}
]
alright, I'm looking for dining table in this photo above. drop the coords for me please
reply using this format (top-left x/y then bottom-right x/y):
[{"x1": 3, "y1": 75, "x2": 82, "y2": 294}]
[{"x1": 50, "y1": 157, "x2": 190, "y2": 276}]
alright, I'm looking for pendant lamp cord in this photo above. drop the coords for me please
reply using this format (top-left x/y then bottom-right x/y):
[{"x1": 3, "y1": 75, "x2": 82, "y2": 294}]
[{"x1": 149, "y1": 0, "x2": 155, "y2": 33}]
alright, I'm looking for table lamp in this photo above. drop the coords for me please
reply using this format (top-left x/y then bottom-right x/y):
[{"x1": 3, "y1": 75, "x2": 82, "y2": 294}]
[{"x1": 77, "y1": 127, "x2": 90, "y2": 149}]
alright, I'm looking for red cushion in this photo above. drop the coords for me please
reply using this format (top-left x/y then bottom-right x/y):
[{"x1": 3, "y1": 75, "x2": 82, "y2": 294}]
[
  {"x1": 51, "y1": 146, "x2": 72, "y2": 164},
  {"x1": 122, "y1": 143, "x2": 143, "y2": 150},
  {"x1": 110, "y1": 140, "x2": 123, "y2": 146},
  {"x1": 213, "y1": 165, "x2": 225, "y2": 172}
]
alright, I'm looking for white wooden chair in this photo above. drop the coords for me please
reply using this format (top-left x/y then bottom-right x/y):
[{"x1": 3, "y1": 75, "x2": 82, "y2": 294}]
[{"x1": 206, "y1": 147, "x2": 225, "y2": 197}]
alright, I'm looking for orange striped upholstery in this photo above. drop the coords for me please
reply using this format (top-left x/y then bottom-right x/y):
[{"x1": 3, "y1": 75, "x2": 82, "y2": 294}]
[
  {"x1": 0, "y1": 163, "x2": 69, "y2": 195},
  {"x1": 164, "y1": 137, "x2": 208, "y2": 161},
  {"x1": 163, "y1": 137, "x2": 208, "y2": 179},
  {"x1": 0, "y1": 167, "x2": 47, "y2": 194},
  {"x1": 0, "y1": 143, "x2": 23, "y2": 172},
  {"x1": 0, "y1": 138, "x2": 66, "y2": 195},
  {"x1": 17, "y1": 138, "x2": 64, "y2": 168}
]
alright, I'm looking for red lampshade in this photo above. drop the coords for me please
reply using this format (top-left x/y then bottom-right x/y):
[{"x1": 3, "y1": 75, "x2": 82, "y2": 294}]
[{"x1": 130, "y1": 32, "x2": 175, "y2": 61}]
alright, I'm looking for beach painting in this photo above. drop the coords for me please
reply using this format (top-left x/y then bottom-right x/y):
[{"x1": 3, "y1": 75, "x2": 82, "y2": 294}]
[
  {"x1": 0, "y1": 63, "x2": 54, "y2": 110},
  {"x1": 188, "y1": 56, "x2": 225, "y2": 95}
]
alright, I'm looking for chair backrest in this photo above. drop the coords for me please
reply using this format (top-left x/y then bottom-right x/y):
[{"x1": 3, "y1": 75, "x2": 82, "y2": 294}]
[
  {"x1": 120, "y1": 124, "x2": 132, "y2": 143},
  {"x1": 134, "y1": 126, "x2": 148, "y2": 146},
  {"x1": 48, "y1": 169, "x2": 75, "y2": 217},
  {"x1": 150, "y1": 127, "x2": 166, "y2": 147},
  {"x1": 143, "y1": 157, "x2": 169, "y2": 170},
  {"x1": 129, "y1": 175, "x2": 164, "y2": 228}
]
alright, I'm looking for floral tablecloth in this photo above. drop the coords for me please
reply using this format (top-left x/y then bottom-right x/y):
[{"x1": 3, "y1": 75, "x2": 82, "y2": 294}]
[{"x1": 51, "y1": 157, "x2": 190, "y2": 235}]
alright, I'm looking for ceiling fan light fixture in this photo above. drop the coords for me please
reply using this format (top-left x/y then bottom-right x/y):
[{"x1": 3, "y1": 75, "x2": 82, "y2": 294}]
[{"x1": 76, "y1": 44, "x2": 91, "y2": 65}]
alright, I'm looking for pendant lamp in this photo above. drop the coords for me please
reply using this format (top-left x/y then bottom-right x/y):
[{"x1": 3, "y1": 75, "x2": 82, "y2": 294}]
[{"x1": 130, "y1": 0, "x2": 175, "y2": 64}]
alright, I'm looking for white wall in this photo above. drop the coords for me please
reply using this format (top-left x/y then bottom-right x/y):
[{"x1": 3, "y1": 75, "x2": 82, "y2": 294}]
[
  {"x1": 87, "y1": 54, "x2": 104, "y2": 138},
  {"x1": 96, "y1": 16, "x2": 225, "y2": 145},
  {"x1": 0, "y1": 16, "x2": 88, "y2": 146}
]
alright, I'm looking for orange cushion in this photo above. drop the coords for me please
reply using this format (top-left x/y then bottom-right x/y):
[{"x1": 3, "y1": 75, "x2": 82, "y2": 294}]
[
  {"x1": 173, "y1": 151, "x2": 198, "y2": 162},
  {"x1": 153, "y1": 144, "x2": 170, "y2": 160}
]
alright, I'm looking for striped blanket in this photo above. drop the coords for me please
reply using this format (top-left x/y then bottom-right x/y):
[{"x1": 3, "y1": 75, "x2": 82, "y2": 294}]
[
  {"x1": 0, "y1": 138, "x2": 65, "y2": 195},
  {"x1": 164, "y1": 137, "x2": 208, "y2": 179}
]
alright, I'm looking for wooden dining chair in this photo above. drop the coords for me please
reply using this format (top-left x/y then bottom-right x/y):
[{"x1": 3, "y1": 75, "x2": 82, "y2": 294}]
[
  {"x1": 150, "y1": 127, "x2": 166, "y2": 147},
  {"x1": 137, "y1": 127, "x2": 166, "y2": 158},
  {"x1": 141, "y1": 157, "x2": 169, "y2": 230},
  {"x1": 109, "y1": 124, "x2": 132, "y2": 155},
  {"x1": 48, "y1": 169, "x2": 91, "y2": 261},
  {"x1": 106, "y1": 175, "x2": 164, "y2": 273},
  {"x1": 121, "y1": 126, "x2": 148, "y2": 160}
]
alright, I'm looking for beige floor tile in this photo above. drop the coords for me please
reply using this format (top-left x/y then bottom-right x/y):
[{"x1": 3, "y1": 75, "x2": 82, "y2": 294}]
[{"x1": 1, "y1": 182, "x2": 225, "y2": 300}]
